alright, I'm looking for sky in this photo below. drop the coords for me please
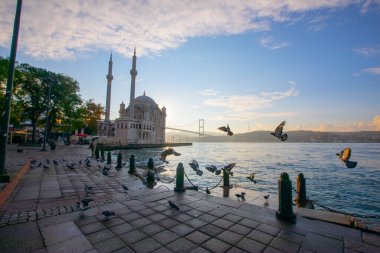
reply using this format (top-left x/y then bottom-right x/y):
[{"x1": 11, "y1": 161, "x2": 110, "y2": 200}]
[{"x1": 1, "y1": 0, "x2": 380, "y2": 134}]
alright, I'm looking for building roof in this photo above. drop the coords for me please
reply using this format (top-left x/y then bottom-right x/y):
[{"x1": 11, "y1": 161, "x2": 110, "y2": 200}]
[{"x1": 133, "y1": 93, "x2": 157, "y2": 106}]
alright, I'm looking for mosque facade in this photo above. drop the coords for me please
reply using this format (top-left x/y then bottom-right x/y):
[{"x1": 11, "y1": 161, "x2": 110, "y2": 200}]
[{"x1": 97, "y1": 50, "x2": 166, "y2": 145}]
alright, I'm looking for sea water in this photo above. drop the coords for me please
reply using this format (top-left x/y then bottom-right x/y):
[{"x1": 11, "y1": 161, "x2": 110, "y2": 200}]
[{"x1": 117, "y1": 142, "x2": 380, "y2": 218}]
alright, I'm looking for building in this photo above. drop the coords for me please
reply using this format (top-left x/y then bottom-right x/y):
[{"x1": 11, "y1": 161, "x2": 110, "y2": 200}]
[{"x1": 97, "y1": 50, "x2": 166, "y2": 145}]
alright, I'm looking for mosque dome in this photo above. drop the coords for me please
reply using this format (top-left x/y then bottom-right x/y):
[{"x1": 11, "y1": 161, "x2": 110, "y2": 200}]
[{"x1": 133, "y1": 92, "x2": 157, "y2": 106}]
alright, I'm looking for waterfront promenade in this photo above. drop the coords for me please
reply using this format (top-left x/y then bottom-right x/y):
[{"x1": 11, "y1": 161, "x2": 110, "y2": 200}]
[{"x1": 0, "y1": 144, "x2": 379, "y2": 253}]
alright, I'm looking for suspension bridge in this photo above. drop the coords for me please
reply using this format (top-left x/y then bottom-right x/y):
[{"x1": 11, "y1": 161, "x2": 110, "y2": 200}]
[{"x1": 166, "y1": 119, "x2": 215, "y2": 137}]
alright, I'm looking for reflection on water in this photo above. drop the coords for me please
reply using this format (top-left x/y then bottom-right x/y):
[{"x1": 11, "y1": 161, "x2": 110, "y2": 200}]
[{"x1": 116, "y1": 142, "x2": 380, "y2": 217}]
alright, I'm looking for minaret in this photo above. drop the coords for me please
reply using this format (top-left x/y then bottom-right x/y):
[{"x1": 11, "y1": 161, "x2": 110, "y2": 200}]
[
  {"x1": 105, "y1": 53, "x2": 113, "y2": 122},
  {"x1": 130, "y1": 48, "x2": 138, "y2": 103}
]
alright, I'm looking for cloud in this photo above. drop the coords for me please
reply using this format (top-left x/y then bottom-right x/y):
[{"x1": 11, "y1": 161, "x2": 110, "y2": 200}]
[
  {"x1": 354, "y1": 46, "x2": 380, "y2": 57},
  {"x1": 362, "y1": 67, "x2": 380, "y2": 75},
  {"x1": 360, "y1": 0, "x2": 380, "y2": 14},
  {"x1": 204, "y1": 84, "x2": 298, "y2": 121},
  {"x1": 260, "y1": 36, "x2": 289, "y2": 50},
  {"x1": 373, "y1": 115, "x2": 380, "y2": 130},
  {"x1": 200, "y1": 89, "x2": 219, "y2": 96},
  {"x1": 0, "y1": 0, "x2": 363, "y2": 60}
]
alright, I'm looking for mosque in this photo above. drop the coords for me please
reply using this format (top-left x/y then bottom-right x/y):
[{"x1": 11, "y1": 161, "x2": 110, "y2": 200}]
[{"x1": 97, "y1": 49, "x2": 167, "y2": 145}]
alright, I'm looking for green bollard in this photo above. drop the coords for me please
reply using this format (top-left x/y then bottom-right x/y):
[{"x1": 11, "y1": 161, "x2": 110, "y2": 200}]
[
  {"x1": 95, "y1": 147, "x2": 100, "y2": 159},
  {"x1": 276, "y1": 172, "x2": 296, "y2": 223},
  {"x1": 223, "y1": 169, "x2": 230, "y2": 187},
  {"x1": 174, "y1": 163, "x2": 185, "y2": 192},
  {"x1": 148, "y1": 158, "x2": 154, "y2": 170},
  {"x1": 101, "y1": 149, "x2": 105, "y2": 161},
  {"x1": 295, "y1": 173, "x2": 308, "y2": 208},
  {"x1": 107, "y1": 151, "x2": 112, "y2": 164},
  {"x1": 116, "y1": 152, "x2": 122, "y2": 169},
  {"x1": 128, "y1": 155, "x2": 136, "y2": 174}
]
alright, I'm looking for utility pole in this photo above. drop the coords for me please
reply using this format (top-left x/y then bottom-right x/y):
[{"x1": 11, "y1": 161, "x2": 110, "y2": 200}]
[{"x1": 0, "y1": 0, "x2": 23, "y2": 181}]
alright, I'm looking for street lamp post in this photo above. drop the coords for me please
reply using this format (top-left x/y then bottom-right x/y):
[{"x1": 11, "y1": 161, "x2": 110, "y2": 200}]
[
  {"x1": 0, "y1": 0, "x2": 23, "y2": 180},
  {"x1": 41, "y1": 77, "x2": 52, "y2": 151}
]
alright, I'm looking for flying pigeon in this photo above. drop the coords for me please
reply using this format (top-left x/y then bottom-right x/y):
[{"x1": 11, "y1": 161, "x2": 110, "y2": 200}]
[
  {"x1": 247, "y1": 173, "x2": 257, "y2": 184},
  {"x1": 235, "y1": 193, "x2": 245, "y2": 200},
  {"x1": 270, "y1": 121, "x2": 288, "y2": 141},
  {"x1": 168, "y1": 200, "x2": 180, "y2": 211},
  {"x1": 205, "y1": 187, "x2": 211, "y2": 194},
  {"x1": 189, "y1": 160, "x2": 203, "y2": 176},
  {"x1": 205, "y1": 165, "x2": 217, "y2": 173},
  {"x1": 218, "y1": 124, "x2": 233, "y2": 136},
  {"x1": 122, "y1": 184, "x2": 129, "y2": 192},
  {"x1": 102, "y1": 210, "x2": 115, "y2": 219},
  {"x1": 160, "y1": 148, "x2": 181, "y2": 163},
  {"x1": 336, "y1": 147, "x2": 357, "y2": 168}
]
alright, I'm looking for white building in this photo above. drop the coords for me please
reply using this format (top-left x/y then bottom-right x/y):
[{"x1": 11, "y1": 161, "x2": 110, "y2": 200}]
[{"x1": 97, "y1": 50, "x2": 166, "y2": 145}]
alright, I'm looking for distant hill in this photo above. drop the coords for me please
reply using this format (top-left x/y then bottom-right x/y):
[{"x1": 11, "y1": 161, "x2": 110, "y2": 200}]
[{"x1": 166, "y1": 130, "x2": 380, "y2": 143}]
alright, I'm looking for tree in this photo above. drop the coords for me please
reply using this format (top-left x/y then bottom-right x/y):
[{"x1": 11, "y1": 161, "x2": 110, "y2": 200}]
[{"x1": 84, "y1": 99, "x2": 104, "y2": 135}]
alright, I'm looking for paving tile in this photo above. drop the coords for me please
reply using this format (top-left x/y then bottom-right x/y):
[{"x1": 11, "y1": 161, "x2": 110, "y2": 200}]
[
  {"x1": 110, "y1": 222, "x2": 134, "y2": 235},
  {"x1": 86, "y1": 229, "x2": 115, "y2": 244},
  {"x1": 198, "y1": 213, "x2": 218, "y2": 223},
  {"x1": 140, "y1": 223, "x2": 165, "y2": 236},
  {"x1": 362, "y1": 231, "x2": 380, "y2": 247},
  {"x1": 74, "y1": 216, "x2": 98, "y2": 227},
  {"x1": 152, "y1": 247, "x2": 174, "y2": 253},
  {"x1": 130, "y1": 237, "x2": 161, "y2": 253},
  {"x1": 41, "y1": 221, "x2": 82, "y2": 246},
  {"x1": 212, "y1": 218, "x2": 234, "y2": 229},
  {"x1": 278, "y1": 230, "x2": 304, "y2": 245},
  {"x1": 121, "y1": 212, "x2": 142, "y2": 221},
  {"x1": 80, "y1": 222, "x2": 107, "y2": 235},
  {"x1": 256, "y1": 223, "x2": 281, "y2": 236},
  {"x1": 102, "y1": 217, "x2": 125, "y2": 228},
  {"x1": 93, "y1": 237, "x2": 125, "y2": 253},
  {"x1": 138, "y1": 208, "x2": 157, "y2": 217},
  {"x1": 239, "y1": 218, "x2": 260, "y2": 229},
  {"x1": 209, "y1": 209, "x2": 228, "y2": 218},
  {"x1": 186, "y1": 231, "x2": 211, "y2": 245},
  {"x1": 263, "y1": 246, "x2": 285, "y2": 253},
  {"x1": 247, "y1": 229, "x2": 274, "y2": 245},
  {"x1": 153, "y1": 229, "x2": 180, "y2": 245},
  {"x1": 166, "y1": 238, "x2": 197, "y2": 253},
  {"x1": 186, "y1": 209, "x2": 204, "y2": 218},
  {"x1": 119, "y1": 229, "x2": 147, "y2": 244},
  {"x1": 185, "y1": 218, "x2": 208, "y2": 229},
  {"x1": 199, "y1": 224, "x2": 224, "y2": 237},
  {"x1": 173, "y1": 213, "x2": 193, "y2": 223},
  {"x1": 202, "y1": 238, "x2": 231, "y2": 252},
  {"x1": 270, "y1": 237, "x2": 300, "y2": 253},
  {"x1": 229, "y1": 224, "x2": 252, "y2": 236},
  {"x1": 152, "y1": 204, "x2": 169, "y2": 212},
  {"x1": 110, "y1": 245, "x2": 135, "y2": 253},
  {"x1": 147, "y1": 213, "x2": 167, "y2": 222},
  {"x1": 157, "y1": 218, "x2": 180, "y2": 229},
  {"x1": 236, "y1": 237, "x2": 266, "y2": 253},
  {"x1": 217, "y1": 230, "x2": 244, "y2": 245},
  {"x1": 190, "y1": 247, "x2": 212, "y2": 253},
  {"x1": 46, "y1": 233, "x2": 94, "y2": 253},
  {"x1": 226, "y1": 247, "x2": 247, "y2": 253},
  {"x1": 223, "y1": 213, "x2": 244, "y2": 223},
  {"x1": 302, "y1": 232, "x2": 343, "y2": 253},
  {"x1": 170, "y1": 223, "x2": 195, "y2": 236},
  {"x1": 130, "y1": 217, "x2": 152, "y2": 228},
  {"x1": 344, "y1": 237, "x2": 380, "y2": 253}
]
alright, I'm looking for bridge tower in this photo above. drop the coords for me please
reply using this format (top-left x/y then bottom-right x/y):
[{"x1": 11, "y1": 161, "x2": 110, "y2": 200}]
[{"x1": 198, "y1": 119, "x2": 204, "y2": 138}]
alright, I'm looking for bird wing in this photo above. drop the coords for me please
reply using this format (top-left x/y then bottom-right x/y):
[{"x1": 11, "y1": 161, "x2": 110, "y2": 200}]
[
  {"x1": 218, "y1": 126, "x2": 228, "y2": 132},
  {"x1": 275, "y1": 121, "x2": 286, "y2": 136},
  {"x1": 227, "y1": 130, "x2": 233, "y2": 136},
  {"x1": 341, "y1": 147, "x2": 351, "y2": 162}
]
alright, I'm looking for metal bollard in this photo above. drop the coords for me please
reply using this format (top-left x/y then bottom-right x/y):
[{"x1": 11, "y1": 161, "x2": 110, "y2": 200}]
[
  {"x1": 128, "y1": 155, "x2": 136, "y2": 174},
  {"x1": 174, "y1": 163, "x2": 185, "y2": 192},
  {"x1": 107, "y1": 151, "x2": 112, "y2": 164},
  {"x1": 116, "y1": 152, "x2": 122, "y2": 169},
  {"x1": 101, "y1": 149, "x2": 105, "y2": 161},
  {"x1": 276, "y1": 172, "x2": 296, "y2": 223},
  {"x1": 223, "y1": 169, "x2": 230, "y2": 187},
  {"x1": 95, "y1": 147, "x2": 100, "y2": 159},
  {"x1": 295, "y1": 173, "x2": 308, "y2": 207},
  {"x1": 148, "y1": 158, "x2": 154, "y2": 170}
]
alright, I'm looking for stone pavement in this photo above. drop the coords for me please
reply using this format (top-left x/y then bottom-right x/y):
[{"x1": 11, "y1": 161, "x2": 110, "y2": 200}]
[{"x1": 0, "y1": 144, "x2": 379, "y2": 253}]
